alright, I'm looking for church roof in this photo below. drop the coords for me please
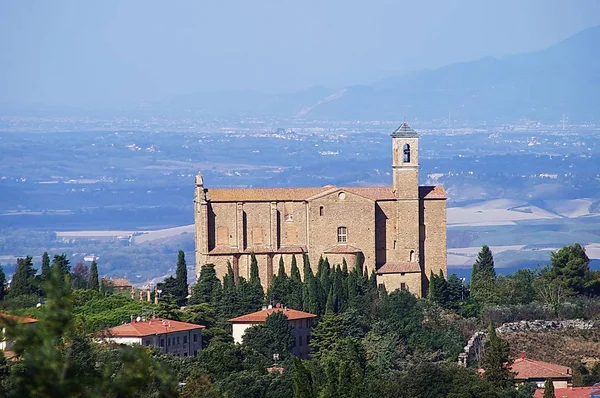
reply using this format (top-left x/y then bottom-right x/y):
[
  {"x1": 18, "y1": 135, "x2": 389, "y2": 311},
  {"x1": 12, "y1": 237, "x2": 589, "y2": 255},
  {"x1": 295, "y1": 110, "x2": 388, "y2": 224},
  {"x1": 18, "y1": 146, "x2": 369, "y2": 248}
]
[
  {"x1": 206, "y1": 185, "x2": 445, "y2": 202},
  {"x1": 376, "y1": 261, "x2": 421, "y2": 274},
  {"x1": 391, "y1": 122, "x2": 419, "y2": 138}
]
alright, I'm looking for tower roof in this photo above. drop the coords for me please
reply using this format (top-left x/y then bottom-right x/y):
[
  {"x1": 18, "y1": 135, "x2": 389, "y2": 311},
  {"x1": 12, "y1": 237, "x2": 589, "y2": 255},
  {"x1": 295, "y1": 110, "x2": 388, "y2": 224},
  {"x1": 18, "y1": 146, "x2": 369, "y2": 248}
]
[{"x1": 391, "y1": 122, "x2": 418, "y2": 138}]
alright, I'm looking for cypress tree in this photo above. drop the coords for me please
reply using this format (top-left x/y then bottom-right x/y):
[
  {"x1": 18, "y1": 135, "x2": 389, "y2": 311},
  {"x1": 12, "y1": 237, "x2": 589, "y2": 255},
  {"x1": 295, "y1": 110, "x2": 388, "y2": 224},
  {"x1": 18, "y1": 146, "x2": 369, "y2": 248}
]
[
  {"x1": 290, "y1": 255, "x2": 301, "y2": 281},
  {"x1": 333, "y1": 266, "x2": 344, "y2": 312},
  {"x1": 325, "y1": 287, "x2": 335, "y2": 313},
  {"x1": 342, "y1": 258, "x2": 348, "y2": 275},
  {"x1": 51, "y1": 254, "x2": 70, "y2": 277},
  {"x1": 175, "y1": 250, "x2": 188, "y2": 304},
  {"x1": 302, "y1": 254, "x2": 313, "y2": 281},
  {"x1": 190, "y1": 264, "x2": 222, "y2": 305},
  {"x1": 41, "y1": 252, "x2": 51, "y2": 282},
  {"x1": 543, "y1": 378, "x2": 555, "y2": 398},
  {"x1": 87, "y1": 260, "x2": 99, "y2": 292},
  {"x1": 288, "y1": 255, "x2": 303, "y2": 309},
  {"x1": 482, "y1": 321, "x2": 513, "y2": 388},
  {"x1": 0, "y1": 265, "x2": 6, "y2": 300},
  {"x1": 248, "y1": 255, "x2": 265, "y2": 311},
  {"x1": 250, "y1": 253, "x2": 260, "y2": 283},
  {"x1": 9, "y1": 256, "x2": 37, "y2": 297},
  {"x1": 278, "y1": 257, "x2": 286, "y2": 279},
  {"x1": 471, "y1": 245, "x2": 497, "y2": 304}
]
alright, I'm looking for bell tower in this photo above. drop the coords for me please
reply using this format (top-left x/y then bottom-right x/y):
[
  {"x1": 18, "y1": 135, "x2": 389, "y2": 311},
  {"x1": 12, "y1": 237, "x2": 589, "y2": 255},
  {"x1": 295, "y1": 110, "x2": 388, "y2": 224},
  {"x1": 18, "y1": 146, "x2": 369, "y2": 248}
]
[{"x1": 391, "y1": 122, "x2": 419, "y2": 199}]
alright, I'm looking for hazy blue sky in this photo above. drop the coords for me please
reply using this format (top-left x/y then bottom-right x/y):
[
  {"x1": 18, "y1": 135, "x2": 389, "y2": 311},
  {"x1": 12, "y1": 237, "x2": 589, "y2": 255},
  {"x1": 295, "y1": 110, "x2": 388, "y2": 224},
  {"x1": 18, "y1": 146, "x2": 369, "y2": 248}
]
[{"x1": 1, "y1": 0, "x2": 599, "y2": 106}]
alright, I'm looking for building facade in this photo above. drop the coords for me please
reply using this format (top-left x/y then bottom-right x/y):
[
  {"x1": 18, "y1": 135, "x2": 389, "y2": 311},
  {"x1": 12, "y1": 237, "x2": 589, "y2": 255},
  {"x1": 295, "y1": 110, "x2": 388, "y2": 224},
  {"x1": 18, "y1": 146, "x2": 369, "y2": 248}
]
[
  {"x1": 229, "y1": 306, "x2": 316, "y2": 359},
  {"x1": 194, "y1": 123, "x2": 447, "y2": 296},
  {"x1": 106, "y1": 318, "x2": 204, "y2": 357}
]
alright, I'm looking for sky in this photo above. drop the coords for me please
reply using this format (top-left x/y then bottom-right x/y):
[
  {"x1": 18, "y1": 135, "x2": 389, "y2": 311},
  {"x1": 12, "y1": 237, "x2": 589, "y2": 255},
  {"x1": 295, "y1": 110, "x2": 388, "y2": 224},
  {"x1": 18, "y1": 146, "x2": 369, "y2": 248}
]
[{"x1": 1, "y1": 0, "x2": 599, "y2": 107}]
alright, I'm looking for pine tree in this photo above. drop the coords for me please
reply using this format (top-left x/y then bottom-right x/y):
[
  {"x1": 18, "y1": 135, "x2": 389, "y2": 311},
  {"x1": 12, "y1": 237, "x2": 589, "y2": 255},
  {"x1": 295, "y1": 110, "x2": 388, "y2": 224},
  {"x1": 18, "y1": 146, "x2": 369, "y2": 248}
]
[
  {"x1": 8, "y1": 256, "x2": 37, "y2": 297},
  {"x1": 428, "y1": 270, "x2": 449, "y2": 306},
  {"x1": 175, "y1": 250, "x2": 188, "y2": 305},
  {"x1": 87, "y1": 260, "x2": 100, "y2": 292},
  {"x1": 40, "y1": 252, "x2": 51, "y2": 282},
  {"x1": 543, "y1": 378, "x2": 555, "y2": 398},
  {"x1": 0, "y1": 265, "x2": 6, "y2": 300},
  {"x1": 471, "y1": 245, "x2": 497, "y2": 304}
]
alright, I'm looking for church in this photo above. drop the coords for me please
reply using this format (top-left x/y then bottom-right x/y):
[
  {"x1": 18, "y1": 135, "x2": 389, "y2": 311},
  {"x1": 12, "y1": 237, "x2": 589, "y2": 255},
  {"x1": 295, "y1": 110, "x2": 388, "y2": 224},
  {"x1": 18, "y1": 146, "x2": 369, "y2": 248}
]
[{"x1": 194, "y1": 123, "x2": 446, "y2": 297}]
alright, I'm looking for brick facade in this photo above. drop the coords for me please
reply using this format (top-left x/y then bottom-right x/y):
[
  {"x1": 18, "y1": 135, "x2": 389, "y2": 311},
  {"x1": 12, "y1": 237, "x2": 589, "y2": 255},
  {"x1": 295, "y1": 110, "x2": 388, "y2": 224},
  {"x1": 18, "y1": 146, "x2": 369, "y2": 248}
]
[{"x1": 194, "y1": 123, "x2": 447, "y2": 297}]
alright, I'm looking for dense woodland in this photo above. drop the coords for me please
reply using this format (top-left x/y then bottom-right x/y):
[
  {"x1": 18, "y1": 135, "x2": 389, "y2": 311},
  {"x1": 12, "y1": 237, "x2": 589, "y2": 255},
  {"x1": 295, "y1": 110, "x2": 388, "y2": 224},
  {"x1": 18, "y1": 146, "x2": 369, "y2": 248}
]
[{"x1": 0, "y1": 244, "x2": 599, "y2": 397}]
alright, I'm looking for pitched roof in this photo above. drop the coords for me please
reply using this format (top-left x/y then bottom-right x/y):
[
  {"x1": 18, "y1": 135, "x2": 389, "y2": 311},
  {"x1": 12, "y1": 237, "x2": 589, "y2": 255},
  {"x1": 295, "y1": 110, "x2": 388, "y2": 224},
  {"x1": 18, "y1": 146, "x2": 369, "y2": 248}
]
[
  {"x1": 376, "y1": 261, "x2": 421, "y2": 274},
  {"x1": 0, "y1": 313, "x2": 38, "y2": 324},
  {"x1": 510, "y1": 355, "x2": 572, "y2": 380},
  {"x1": 104, "y1": 278, "x2": 133, "y2": 288},
  {"x1": 206, "y1": 185, "x2": 446, "y2": 202},
  {"x1": 391, "y1": 122, "x2": 419, "y2": 138},
  {"x1": 229, "y1": 307, "x2": 317, "y2": 323},
  {"x1": 533, "y1": 386, "x2": 595, "y2": 398},
  {"x1": 108, "y1": 319, "x2": 204, "y2": 337}
]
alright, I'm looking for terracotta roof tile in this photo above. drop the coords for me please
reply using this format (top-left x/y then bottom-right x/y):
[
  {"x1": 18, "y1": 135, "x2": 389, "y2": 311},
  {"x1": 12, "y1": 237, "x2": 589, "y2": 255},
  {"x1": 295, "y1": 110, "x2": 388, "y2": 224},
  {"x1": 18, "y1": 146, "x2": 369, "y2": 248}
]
[
  {"x1": 324, "y1": 244, "x2": 363, "y2": 254},
  {"x1": 0, "y1": 313, "x2": 37, "y2": 324},
  {"x1": 108, "y1": 319, "x2": 204, "y2": 337},
  {"x1": 510, "y1": 357, "x2": 572, "y2": 380},
  {"x1": 104, "y1": 278, "x2": 133, "y2": 287},
  {"x1": 533, "y1": 386, "x2": 595, "y2": 398},
  {"x1": 206, "y1": 185, "x2": 446, "y2": 202},
  {"x1": 229, "y1": 307, "x2": 316, "y2": 323},
  {"x1": 376, "y1": 261, "x2": 421, "y2": 274}
]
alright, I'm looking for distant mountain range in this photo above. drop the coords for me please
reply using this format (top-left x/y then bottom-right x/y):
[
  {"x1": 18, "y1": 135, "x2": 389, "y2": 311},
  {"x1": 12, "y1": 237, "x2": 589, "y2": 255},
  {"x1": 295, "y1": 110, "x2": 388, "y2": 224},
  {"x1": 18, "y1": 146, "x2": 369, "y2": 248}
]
[{"x1": 158, "y1": 25, "x2": 600, "y2": 123}]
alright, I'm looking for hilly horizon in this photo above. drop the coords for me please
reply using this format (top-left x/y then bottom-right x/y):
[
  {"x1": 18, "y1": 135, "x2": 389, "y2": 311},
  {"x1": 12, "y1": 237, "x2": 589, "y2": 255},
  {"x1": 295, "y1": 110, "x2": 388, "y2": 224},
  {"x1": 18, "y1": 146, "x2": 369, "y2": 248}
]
[{"x1": 155, "y1": 24, "x2": 600, "y2": 123}]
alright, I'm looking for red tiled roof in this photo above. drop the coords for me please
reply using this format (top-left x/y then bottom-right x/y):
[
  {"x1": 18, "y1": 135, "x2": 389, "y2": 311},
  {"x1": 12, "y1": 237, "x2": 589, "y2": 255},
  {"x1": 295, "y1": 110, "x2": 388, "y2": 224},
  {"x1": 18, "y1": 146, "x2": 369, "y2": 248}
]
[
  {"x1": 0, "y1": 313, "x2": 38, "y2": 324},
  {"x1": 376, "y1": 261, "x2": 421, "y2": 274},
  {"x1": 108, "y1": 319, "x2": 204, "y2": 337},
  {"x1": 534, "y1": 386, "x2": 595, "y2": 398},
  {"x1": 206, "y1": 185, "x2": 446, "y2": 202},
  {"x1": 323, "y1": 244, "x2": 362, "y2": 254},
  {"x1": 229, "y1": 307, "x2": 317, "y2": 323},
  {"x1": 510, "y1": 356, "x2": 572, "y2": 380},
  {"x1": 104, "y1": 278, "x2": 133, "y2": 287}
]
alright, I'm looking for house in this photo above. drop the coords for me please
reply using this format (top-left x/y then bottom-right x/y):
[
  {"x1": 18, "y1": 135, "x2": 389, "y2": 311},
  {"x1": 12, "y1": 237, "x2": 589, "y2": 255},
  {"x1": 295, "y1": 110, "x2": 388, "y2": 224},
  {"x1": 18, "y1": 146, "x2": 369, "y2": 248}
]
[
  {"x1": 105, "y1": 318, "x2": 204, "y2": 357},
  {"x1": 102, "y1": 277, "x2": 133, "y2": 295},
  {"x1": 0, "y1": 313, "x2": 37, "y2": 353},
  {"x1": 229, "y1": 305, "x2": 317, "y2": 359},
  {"x1": 511, "y1": 352, "x2": 573, "y2": 389},
  {"x1": 194, "y1": 123, "x2": 447, "y2": 297},
  {"x1": 534, "y1": 385, "x2": 599, "y2": 398}
]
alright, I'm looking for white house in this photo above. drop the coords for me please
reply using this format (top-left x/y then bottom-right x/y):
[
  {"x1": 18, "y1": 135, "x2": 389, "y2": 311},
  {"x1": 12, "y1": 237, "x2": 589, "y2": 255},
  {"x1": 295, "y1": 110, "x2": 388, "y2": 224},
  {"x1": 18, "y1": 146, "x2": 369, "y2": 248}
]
[
  {"x1": 229, "y1": 306, "x2": 317, "y2": 359},
  {"x1": 0, "y1": 313, "x2": 38, "y2": 353},
  {"x1": 106, "y1": 318, "x2": 204, "y2": 357}
]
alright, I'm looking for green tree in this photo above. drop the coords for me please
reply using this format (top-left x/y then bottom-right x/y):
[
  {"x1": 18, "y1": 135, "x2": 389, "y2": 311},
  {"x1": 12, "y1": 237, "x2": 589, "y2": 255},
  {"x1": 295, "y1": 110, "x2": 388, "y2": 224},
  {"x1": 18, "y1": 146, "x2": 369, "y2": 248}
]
[
  {"x1": 482, "y1": 321, "x2": 514, "y2": 389},
  {"x1": 190, "y1": 264, "x2": 222, "y2": 305},
  {"x1": 87, "y1": 260, "x2": 99, "y2": 292},
  {"x1": 547, "y1": 243, "x2": 591, "y2": 295},
  {"x1": 470, "y1": 245, "x2": 497, "y2": 304},
  {"x1": 70, "y1": 261, "x2": 89, "y2": 290},
  {"x1": 242, "y1": 311, "x2": 293, "y2": 360},
  {"x1": 428, "y1": 270, "x2": 449, "y2": 305},
  {"x1": 41, "y1": 251, "x2": 51, "y2": 282},
  {"x1": 292, "y1": 357, "x2": 315, "y2": 398},
  {"x1": 1, "y1": 266, "x2": 178, "y2": 397},
  {"x1": 288, "y1": 255, "x2": 303, "y2": 309},
  {"x1": 8, "y1": 256, "x2": 37, "y2": 297},
  {"x1": 175, "y1": 250, "x2": 188, "y2": 306},
  {"x1": 543, "y1": 378, "x2": 555, "y2": 398},
  {"x1": 51, "y1": 253, "x2": 71, "y2": 276},
  {"x1": 248, "y1": 254, "x2": 265, "y2": 309},
  {"x1": 0, "y1": 265, "x2": 6, "y2": 300}
]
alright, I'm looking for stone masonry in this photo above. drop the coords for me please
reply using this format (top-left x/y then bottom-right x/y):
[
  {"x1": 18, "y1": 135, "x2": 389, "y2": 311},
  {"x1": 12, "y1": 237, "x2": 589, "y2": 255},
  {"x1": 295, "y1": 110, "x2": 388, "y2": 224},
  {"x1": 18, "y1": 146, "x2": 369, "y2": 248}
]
[{"x1": 194, "y1": 123, "x2": 447, "y2": 297}]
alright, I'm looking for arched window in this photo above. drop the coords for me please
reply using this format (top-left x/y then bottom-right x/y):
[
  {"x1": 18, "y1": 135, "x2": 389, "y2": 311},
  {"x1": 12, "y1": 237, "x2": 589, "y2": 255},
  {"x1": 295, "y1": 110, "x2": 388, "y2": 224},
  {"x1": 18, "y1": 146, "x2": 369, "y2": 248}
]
[
  {"x1": 403, "y1": 144, "x2": 410, "y2": 163},
  {"x1": 337, "y1": 226, "x2": 347, "y2": 243},
  {"x1": 409, "y1": 250, "x2": 415, "y2": 262},
  {"x1": 319, "y1": 206, "x2": 324, "y2": 216}
]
